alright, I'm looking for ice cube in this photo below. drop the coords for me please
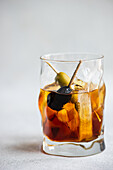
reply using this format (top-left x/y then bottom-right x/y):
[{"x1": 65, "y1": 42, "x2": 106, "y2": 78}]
[
  {"x1": 92, "y1": 107, "x2": 103, "y2": 136},
  {"x1": 46, "y1": 106, "x2": 57, "y2": 120},
  {"x1": 68, "y1": 112, "x2": 79, "y2": 132},
  {"x1": 98, "y1": 84, "x2": 106, "y2": 108},
  {"x1": 63, "y1": 103, "x2": 76, "y2": 121},
  {"x1": 90, "y1": 88, "x2": 99, "y2": 111},
  {"x1": 78, "y1": 93, "x2": 93, "y2": 141},
  {"x1": 57, "y1": 109, "x2": 69, "y2": 123},
  {"x1": 68, "y1": 119, "x2": 77, "y2": 132},
  {"x1": 90, "y1": 84, "x2": 106, "y2": 111},
  {"x1": 63, "y1": 103, "x2": 79, "y2": 133}
]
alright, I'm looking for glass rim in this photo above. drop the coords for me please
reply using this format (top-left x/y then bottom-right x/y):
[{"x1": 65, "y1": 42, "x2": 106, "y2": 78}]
[{"x1": 40, "y1": 52, "x2": 104, "y2": 63}]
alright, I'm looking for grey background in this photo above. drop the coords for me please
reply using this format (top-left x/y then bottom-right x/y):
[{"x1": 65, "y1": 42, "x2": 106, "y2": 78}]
[{"x1": 0, "y1": 0, "x2": 113, "y2": 170}]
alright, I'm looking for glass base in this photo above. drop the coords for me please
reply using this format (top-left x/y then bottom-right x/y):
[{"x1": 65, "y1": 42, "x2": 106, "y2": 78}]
[{"x1": 43, "y1": 135, "x2": 105, "y2": 157}]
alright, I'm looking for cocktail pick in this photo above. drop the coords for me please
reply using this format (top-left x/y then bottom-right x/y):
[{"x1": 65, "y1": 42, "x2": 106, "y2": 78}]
[
  {"x1": 47, "y1": 60, "x2": 82, "y2": 111},
  {"x1": 46, "y1": 60, "x2": 82, "y2": 87}
]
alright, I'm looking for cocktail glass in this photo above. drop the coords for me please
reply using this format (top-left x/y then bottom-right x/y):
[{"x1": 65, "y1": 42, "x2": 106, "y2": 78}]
[{"x1": 38, "y1": 53, "x2": 106, "y2": 156}]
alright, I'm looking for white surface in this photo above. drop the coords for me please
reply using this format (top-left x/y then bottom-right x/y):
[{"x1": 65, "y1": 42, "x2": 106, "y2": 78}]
[{"x1": 0, "y1": 0, "x2": 113, "y2": 170}]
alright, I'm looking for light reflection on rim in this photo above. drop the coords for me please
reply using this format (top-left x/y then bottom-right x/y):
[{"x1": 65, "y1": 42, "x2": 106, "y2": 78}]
[{"x1": 40, "y1": 52, "x2": 104, "y2": 63}]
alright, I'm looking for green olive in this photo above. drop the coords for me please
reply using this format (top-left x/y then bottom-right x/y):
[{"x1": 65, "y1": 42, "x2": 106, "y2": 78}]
[
  {"x1": 71, "y1": 93, "x2": 80, "y2": 111},
  {"x1": 55, "y1": 72, "x2": 70, "y2": 87},
  {"x1": 55, "y1": 72, "x2": 84, "y2": 111},
  {"x1": 71, "y1": 93, "x2": 78, "y2": 103}
]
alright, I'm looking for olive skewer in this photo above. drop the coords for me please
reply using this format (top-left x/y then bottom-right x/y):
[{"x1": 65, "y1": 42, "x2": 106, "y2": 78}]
[{"x1": 47, "y1": 61, "x2": 82, "y2": 111}]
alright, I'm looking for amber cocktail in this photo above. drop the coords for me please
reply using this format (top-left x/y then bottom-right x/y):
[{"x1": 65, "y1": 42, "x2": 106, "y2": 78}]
[{"x1": 38, "y1": 53, "x2": 106, "y2": 156}]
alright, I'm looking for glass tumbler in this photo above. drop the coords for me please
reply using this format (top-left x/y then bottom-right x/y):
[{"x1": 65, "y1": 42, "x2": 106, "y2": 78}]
[{"x1": 38, "y1": 53, "x2": 106, "y2": 156}]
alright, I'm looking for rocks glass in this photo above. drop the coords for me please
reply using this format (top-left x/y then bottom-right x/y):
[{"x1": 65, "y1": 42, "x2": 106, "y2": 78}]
[{"x1": 38, "y1": 53, "x2": 106, "y2": 156}]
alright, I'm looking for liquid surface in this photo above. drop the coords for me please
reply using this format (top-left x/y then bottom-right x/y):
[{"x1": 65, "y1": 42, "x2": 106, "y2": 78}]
[{"x1": 38, "y1": 82, "x2": 106, "y2": 142}]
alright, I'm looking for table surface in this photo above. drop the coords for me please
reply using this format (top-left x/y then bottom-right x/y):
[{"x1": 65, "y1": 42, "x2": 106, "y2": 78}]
[{"x1": 0, "y1": 74, "x2": 113, "y2": 170}]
